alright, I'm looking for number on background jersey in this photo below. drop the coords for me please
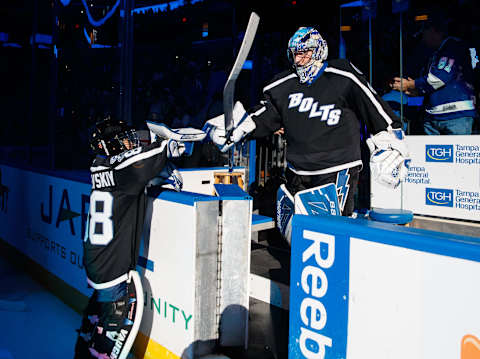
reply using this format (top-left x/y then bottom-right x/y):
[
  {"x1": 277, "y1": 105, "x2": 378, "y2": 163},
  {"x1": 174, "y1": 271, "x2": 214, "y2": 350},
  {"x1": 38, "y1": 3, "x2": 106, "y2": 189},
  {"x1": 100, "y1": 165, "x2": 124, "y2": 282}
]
[
  {"x1": 437, "y1": 57, "x2": 447, "y2": 70},
  {"x1": 88, "y1": 191, "x2": 114, "y2": 245},
  {"x1": 469, "y1": 48, "x2": 479, "y2": 69},
  {"x1": 438, "y1": 57, "x2": 454, "y2": 73},
  {"x1": 444, "y1": 59, "x2": 455, "y2": 73}
]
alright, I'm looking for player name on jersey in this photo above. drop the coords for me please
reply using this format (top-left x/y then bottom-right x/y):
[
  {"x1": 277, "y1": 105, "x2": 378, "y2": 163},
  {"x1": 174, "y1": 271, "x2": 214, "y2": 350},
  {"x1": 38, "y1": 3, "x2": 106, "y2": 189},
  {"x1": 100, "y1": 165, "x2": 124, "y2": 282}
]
[{"x1": 91, "y1": 170, "x2": 115, "y2": 189}]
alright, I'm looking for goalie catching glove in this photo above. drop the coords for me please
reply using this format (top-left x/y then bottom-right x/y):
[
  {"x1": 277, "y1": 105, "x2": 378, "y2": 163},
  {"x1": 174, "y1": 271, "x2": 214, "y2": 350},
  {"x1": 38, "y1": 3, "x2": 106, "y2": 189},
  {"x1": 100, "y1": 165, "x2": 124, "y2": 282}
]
[
  {"x1": 146, "y1": 122, "x2": 206, "y2": 157},
  {"x1": 202, "y1": 101, "x2": 256, "y2": 152},
  {"x1": 366, "y1": 128, "x2": 411, "y2": 188}
]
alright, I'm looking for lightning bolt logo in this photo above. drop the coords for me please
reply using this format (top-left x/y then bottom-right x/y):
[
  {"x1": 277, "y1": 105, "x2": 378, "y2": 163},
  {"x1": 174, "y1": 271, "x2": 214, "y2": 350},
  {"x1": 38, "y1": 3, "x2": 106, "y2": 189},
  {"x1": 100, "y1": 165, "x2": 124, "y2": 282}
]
[
  {"x1": 306, "y1": 195, "x2": 329, "y2": 215},
  {"x1": 301, "y1": 190, "x2": 336, "y2": 216},
  {"x1": 336, "y1": 169, "x2": 350, "y2": 212},
  {"x1": 296, "y1": 184, "x2": 342, "y2": 216},
  {"x1": 279, "y1": 195, "x2": 293, "y2": 230}
]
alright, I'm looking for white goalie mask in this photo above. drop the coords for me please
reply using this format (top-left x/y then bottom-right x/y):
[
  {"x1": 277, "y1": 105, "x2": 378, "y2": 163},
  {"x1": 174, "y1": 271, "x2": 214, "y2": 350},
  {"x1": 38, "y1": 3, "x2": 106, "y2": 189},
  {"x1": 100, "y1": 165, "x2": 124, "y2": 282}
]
[{"x1": 287, "y1": 27, "x2": 328, "y2": 84}]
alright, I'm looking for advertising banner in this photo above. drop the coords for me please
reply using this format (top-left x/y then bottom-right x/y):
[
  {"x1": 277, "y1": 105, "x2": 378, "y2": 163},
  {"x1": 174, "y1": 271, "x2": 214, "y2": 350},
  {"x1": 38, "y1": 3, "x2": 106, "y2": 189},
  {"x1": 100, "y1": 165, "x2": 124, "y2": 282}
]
[
  {"x1": 0, "y1": 164, "x2": 93, "y2": 297},
  {"x1": 288, "y1": 219, "x2": 349, "y2": 359},
  {"x1": 371, "y1": 135, "x2": 480, "y2": 221},
  {"x1": 288, "y1": 214, "x2": 480, "y2": 359},
  {"x1": 137, "y1": 197, "x2": 198, "y2": 359},
  {"x1": 0, "y1": 164, "x2": 251, "y2": 359}
]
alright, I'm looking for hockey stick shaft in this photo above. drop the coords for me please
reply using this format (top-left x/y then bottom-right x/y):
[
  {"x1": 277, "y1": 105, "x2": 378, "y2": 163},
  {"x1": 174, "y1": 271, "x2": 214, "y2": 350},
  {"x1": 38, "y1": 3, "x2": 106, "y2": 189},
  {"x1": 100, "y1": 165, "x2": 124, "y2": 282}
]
[{"x1": 223, "y1": 12, "x2": 260, "y2": 172}]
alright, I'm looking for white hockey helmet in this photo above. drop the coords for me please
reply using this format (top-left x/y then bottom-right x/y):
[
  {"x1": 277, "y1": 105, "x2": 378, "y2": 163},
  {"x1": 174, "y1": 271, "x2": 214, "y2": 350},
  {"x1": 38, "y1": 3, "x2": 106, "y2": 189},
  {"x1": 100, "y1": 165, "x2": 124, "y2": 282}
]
[{"x1": 287, "y1": 27, "x2": 328, "y2": 84}]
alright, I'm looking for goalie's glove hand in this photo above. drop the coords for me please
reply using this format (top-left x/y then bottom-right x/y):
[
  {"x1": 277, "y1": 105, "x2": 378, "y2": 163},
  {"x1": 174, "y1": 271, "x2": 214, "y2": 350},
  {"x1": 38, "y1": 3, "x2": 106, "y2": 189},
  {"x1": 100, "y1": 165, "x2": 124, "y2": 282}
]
[
  {"x1": 202, "y1": 101, "x2": 256, "y2": 152},
  {"x1": 147, "y1": 122, "x2": 206, "y2": 157},
  {"x1": 165, "y1": 139, "x2": 186, "y2": 158},
  {"x1": 146, "y1": 122, "x2": 207, "y2": 142},
  {"x1": 366, "y1": 128, "x2": 411, "y2": 188},
  {"x1": 148, "y1": 162, "x2": 183, "y2": 192}
]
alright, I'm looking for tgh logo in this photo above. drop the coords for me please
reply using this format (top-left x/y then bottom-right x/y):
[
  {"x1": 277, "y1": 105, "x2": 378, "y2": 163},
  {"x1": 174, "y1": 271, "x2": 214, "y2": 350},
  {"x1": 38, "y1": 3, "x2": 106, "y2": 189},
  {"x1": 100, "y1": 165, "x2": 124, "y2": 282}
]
[
  {"x1": 425, "y1": 145, "x2": 453, "y2": 162},
  {"x1": 426, "y1": 188, "x2": 453, "y2": 207}
]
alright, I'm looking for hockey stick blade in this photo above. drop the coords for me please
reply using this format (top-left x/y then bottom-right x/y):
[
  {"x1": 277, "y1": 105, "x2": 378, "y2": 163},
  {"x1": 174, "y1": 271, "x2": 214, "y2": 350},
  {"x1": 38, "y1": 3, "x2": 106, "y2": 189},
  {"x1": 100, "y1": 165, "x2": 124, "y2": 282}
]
[{"x1": 223, "y1": 12, "x2": 260, "y2": 171}]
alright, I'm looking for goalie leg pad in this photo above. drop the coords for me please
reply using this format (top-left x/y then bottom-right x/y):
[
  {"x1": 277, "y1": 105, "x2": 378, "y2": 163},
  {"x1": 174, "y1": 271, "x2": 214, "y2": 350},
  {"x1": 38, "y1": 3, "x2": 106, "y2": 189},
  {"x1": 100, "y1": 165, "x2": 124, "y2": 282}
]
[
  {"x1": 87, "y1": 271, "x2": 144, "y2": 359},
  {"x1": 294, "y1": 183, "x2": 341, "y2": 216},
  {"x1": 276, "y1": 184, "x2": 295, "y2": 245},
  {"x1": 285, "y1": 167, "x2": 360, "y2": 217}
]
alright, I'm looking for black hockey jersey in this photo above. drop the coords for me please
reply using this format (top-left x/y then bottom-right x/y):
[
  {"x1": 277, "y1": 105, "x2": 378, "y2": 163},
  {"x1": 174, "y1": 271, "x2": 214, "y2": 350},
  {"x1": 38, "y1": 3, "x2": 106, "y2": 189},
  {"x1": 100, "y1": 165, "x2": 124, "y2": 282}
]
[
  {"x1": 84, "y1": 140, "x2": 168, "y2": 289},
  {"x1": 249, "y1": 59, "x2": 402, "y2": 175}
]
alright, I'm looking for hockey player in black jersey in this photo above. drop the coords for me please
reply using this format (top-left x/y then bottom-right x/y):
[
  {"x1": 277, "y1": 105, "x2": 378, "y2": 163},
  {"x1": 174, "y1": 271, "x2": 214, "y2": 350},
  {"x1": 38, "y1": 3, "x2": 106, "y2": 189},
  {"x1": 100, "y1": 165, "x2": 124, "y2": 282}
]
[
  {"x1": 74, "y1": 117, "x2": 203, "y2": 359},
  {"x1": 204, "y1": 27, "x2": 410, "y2": 239}
]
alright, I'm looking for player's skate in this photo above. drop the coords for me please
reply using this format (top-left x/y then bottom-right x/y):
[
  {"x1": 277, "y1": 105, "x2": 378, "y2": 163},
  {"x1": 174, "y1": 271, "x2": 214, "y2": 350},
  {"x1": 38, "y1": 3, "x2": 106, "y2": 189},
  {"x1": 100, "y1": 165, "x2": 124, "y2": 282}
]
[
  {"x1": 87, "y1": 271, "x2": 144, "y2": 359},
  {"x1": 74, "y1": 292, "x2": 101, "y2": 358}
]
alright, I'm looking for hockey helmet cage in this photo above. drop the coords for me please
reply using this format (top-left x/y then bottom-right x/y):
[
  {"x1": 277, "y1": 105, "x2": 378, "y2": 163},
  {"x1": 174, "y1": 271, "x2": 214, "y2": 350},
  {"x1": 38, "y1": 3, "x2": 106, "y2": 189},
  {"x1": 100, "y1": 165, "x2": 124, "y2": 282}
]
[
  {"x1": 287, "y1": 27, "x2": 328, "y2": 84},
  {"x1": 90, "y1": 116, "x2": 140, "y2": 156}
]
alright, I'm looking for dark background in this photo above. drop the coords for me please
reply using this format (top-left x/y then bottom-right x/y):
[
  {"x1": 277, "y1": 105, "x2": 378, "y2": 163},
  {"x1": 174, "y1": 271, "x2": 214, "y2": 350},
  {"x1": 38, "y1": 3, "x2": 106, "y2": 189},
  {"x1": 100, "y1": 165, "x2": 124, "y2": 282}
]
[{"x1": 0, "y1": 0, "x2": 479, "y2": 170}]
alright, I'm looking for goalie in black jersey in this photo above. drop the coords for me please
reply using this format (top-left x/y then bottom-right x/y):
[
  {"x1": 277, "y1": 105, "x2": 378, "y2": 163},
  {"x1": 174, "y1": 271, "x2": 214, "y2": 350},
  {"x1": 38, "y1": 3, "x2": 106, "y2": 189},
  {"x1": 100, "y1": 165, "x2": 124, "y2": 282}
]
[
  {"x1": 74, "y1": 117, "x2": 204, "y2": 359},
  {"x1": 204, "y1": 27, "x2": 410, "y2": 242}
]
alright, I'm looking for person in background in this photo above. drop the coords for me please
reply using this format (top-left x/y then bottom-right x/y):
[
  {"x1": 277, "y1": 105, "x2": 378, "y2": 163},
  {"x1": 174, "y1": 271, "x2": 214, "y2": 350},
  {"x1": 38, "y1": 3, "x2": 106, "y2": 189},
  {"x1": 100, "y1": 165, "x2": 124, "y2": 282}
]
[
  {"x1": 391, "y1": 9, "x2": 477, "y2": 135},
  {"x1": 74, "y1": 117, "x2": 188, "y2": 359},
  {"x1": 381, "y1": 86, "x2": 409, "y2": 132}
]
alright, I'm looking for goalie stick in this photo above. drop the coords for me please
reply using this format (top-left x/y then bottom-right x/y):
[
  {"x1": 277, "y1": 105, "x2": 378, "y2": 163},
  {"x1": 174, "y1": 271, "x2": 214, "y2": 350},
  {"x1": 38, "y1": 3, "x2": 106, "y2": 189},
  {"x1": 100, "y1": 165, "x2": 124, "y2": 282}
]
[{"x1": 223, "y1": 11, "x2": 260, "y2": 172}]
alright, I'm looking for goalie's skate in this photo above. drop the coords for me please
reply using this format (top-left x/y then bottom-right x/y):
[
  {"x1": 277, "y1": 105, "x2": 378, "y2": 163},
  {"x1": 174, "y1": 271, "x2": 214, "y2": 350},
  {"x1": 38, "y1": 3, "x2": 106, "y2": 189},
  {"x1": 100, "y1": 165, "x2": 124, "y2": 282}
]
[{"x1": 88, "y1": 271, "x2": 144, "y2": 359}]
